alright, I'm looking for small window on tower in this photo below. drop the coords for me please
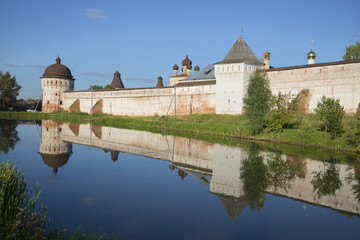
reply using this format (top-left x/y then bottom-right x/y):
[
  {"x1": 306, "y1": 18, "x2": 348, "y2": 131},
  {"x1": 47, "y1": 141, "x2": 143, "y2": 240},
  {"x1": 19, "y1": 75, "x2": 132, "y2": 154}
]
[
  {"x1": 60, "y1": 101, "x2": 63, "y2": 105},
  {"x1": 47, "y1": 100, "x2": 49, "y2": 104}
]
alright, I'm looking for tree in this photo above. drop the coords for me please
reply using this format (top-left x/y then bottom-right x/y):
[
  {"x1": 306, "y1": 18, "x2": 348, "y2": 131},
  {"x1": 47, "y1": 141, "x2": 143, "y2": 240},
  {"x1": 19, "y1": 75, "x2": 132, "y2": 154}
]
[
  {"x1": 0, "y1": 120, "x2": 20, "y2": 155},
  {"x1": 311, "y1": 162, "x2": 342, "y2": 197},
  {"x1": 104, "y1": 84, "x2": 115, "y2": 89},
  {"x1": 315, "y1": 96, "x2": 345, "y2": 138},
  {"x1": 0, "y1": 72, "x2": 21, "y2": 108},
  {"x1": 243, "y1": 69, "x2": 272, "y2": 135},
  {"x1": 240, "y1": 143, "x2": 268, "y2": 211},
  {"x1": 266, "y1": 92, "x2": 299, "y2": 133},
  {"x1": 88, "y1": 85, "x2": 103, "y2": 90},
  {"x1": 343, "y1": 42, "x2": 360, "y2": 60}
]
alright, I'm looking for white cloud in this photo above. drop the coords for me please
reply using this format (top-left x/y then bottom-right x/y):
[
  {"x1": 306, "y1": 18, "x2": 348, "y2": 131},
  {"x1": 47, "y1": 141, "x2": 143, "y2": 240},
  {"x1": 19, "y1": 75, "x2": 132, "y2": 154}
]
[
  {"x1": 82, "y1": 72, "x2": 112, "y2": 78},
  {"x1": 4, "y1": 63, "x2": 21, "y2": 68},
  {"x1": 126, "y1": 77, "x2": 155, "y2": 83},
  {"x1": 25, "y1": 65, "x2": 46, "y2": 69},
  {"x1": 84, "y1": 8, "x2": 107, "y2": 19}
]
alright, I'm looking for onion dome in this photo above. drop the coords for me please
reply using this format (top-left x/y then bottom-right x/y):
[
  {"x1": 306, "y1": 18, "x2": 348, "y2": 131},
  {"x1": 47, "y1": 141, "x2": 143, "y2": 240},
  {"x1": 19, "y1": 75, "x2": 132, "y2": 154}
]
[
  {"x1": 194, "y1": 65, "x2": 200, "y2": 72},
  {"x1": 307, "y1": 49, "x2": 316, "y2": 60},
  {"x1": 173, "y1": 64, "x2": 179, "y2": 70},
  {"x1": 182, "y1": 54, "x2": 192, "y2": 66},
  {"x1": 43, "y1": 56, "x2": 73, "y2": 79}
]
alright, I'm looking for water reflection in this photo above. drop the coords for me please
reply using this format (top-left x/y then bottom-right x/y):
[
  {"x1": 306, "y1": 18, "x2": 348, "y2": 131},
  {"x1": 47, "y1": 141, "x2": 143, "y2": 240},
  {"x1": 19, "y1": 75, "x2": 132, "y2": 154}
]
[
  {"x1": 39, "y1": 120, "x2": 72, "y2": 174},
  {"x1": 0, "y1": 119, "x2": 20, "y2": 155},
  {"x1": 38, "y1": 120, "x2": 360, "y2": 219}
]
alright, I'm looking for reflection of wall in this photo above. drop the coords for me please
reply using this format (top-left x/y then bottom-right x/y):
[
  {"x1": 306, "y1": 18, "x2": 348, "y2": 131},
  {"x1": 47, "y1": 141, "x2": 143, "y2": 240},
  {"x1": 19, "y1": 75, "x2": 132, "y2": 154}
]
[
  {"x1": 56, "y1": 122, "x2": 360, "y2": 215},
  {"x1": 39, "y1": 120, "x2": 72, "y2": 174}
]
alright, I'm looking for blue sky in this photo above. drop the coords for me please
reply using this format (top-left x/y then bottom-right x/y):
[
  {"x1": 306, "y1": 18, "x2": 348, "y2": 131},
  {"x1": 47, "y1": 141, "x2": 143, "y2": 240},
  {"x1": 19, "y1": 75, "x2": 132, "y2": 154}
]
[{"x1": 1, "y1": 0, "x2": 359, "y2": 99}]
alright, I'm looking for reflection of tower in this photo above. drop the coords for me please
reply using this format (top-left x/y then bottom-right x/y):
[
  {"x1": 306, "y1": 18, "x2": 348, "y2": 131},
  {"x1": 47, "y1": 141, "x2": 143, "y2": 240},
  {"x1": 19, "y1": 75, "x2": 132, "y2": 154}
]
[
  {"x1": 110, "y1": 150, "x2": 120, "y2": 163},
  {"x1": 210, "y1": 144, "x2": 248, "y2": 221},
  {"x1": 178, "y1": 169, "x2": 187, "y2": 183},
  {"x1": 39, "y1": 120, "x2": 72, "y2": 174}
]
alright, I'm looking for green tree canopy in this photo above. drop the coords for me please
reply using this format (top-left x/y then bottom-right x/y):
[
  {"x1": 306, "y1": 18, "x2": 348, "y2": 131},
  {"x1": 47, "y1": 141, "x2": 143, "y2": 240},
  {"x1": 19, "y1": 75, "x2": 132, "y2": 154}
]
[
  {"x1": 315, "y1": 96, "x2": 345, "y2": 138},
  {"x1": 88, "y1": 85, "x2": 103, "y2": 90},
  {"x1": 343, "y1": 42, "x2": 360, "y2": 60},
  {"x1": 0, "y1": 72, "x2": 21, "y2": 108},
  {"x1": 104, "y1": 84, "x2": 115, "y2": 89},
  {"x1": 243, "y1": 69, "x2": 272, "y2": 135}
]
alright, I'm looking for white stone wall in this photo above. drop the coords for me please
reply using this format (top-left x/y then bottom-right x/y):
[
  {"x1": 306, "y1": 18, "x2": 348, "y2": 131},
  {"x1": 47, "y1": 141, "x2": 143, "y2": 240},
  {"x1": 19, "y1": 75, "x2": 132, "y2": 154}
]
[
  {"x1": 267, "y1": 62, "x2": 360, "y2": 113},
  {"x1": 63, "y1": 84, "x2": 216, "y2": 116},
  {"x1": 215, "y1": 62, "x2": 262, "y2": 114}
]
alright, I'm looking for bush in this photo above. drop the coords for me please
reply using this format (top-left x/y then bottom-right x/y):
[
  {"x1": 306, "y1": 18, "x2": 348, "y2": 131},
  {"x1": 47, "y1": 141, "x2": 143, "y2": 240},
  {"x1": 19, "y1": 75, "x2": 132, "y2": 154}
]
[
  {"x1": 265, "y1": 92, "x2": 299, "y2": 133},
  {"x1": 315, "y1": 96, "x2": 345, "y2": 139}
]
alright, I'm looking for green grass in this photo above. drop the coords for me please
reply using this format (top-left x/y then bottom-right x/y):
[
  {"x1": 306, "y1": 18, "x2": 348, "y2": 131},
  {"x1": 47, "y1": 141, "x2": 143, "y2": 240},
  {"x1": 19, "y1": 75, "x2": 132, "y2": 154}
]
[{"x1": 1, "y1": 111, "x2": 359, "y2": 153}]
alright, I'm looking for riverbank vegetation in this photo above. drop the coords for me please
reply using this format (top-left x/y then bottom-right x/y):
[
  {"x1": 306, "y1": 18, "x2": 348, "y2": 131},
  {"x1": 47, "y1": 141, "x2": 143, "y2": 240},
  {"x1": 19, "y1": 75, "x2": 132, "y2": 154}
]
[
  {"x1": 1, "y1": 109, "x2": 360, "y2": 153},
  {"x1": 0, "y1": 161, "x2": 109, "y2": 239}
]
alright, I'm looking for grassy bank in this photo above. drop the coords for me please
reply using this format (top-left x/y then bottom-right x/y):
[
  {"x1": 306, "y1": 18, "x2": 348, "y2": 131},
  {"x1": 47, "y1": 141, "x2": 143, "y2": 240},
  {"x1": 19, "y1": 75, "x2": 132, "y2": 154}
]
[{"x1": 1, "y1": 111, "x2": 359, "y2": 152}]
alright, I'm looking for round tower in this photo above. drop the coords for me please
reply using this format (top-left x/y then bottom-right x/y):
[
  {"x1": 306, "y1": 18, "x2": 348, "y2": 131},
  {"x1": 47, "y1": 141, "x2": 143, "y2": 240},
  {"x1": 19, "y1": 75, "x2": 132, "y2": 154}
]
[{"x1": 41, "y1": 57, "x2": 75, "y2": 113}]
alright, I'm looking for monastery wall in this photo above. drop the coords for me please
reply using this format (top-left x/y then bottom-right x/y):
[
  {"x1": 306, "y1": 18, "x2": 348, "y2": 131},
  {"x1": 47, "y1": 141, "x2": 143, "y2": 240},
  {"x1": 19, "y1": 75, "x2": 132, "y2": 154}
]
[
  {"x1": 63, "y1": 84, "x2": 216, "y2": 116},
  {"x1": 267, "y1": 61, "x2": 360, "y2": 113}
]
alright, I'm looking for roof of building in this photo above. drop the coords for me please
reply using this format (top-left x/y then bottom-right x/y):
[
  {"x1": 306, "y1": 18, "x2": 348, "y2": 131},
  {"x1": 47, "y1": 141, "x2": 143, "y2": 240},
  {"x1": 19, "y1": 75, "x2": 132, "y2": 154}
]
[
  {"x1": 175, "y1": 80, "x2": 216, "y2": 87},
  {"x1": 266, "y1": 59, "x2": 360, "y2": 72},
  {"x1": 41, "y1": 153, "x2": 70, "y2": 174},
  {"x1": 216, "y1": 37, "x2": 262, "y2": 65},
  {"x1": 215, "y1": 194, "x2": 248, "y2": 220},
  {"x1": 43, "y1": 57, "x2": 74, "y2": 79},
  {"x1": 110, "y1": 71, "x2": 125, "y2": 89},
  {"x1": 181, "y1": 63, "x2": 215, "y2": 81}
]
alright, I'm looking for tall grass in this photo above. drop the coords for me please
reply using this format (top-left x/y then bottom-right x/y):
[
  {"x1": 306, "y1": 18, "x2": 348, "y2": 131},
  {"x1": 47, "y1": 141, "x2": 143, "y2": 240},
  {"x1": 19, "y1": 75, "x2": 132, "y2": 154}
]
[
  {"x1": 0, "y1": 161, "x2": 110, "y2": 240},
  {"x1": 0, "y1": 161, "x2": 47, "y2": 239}
]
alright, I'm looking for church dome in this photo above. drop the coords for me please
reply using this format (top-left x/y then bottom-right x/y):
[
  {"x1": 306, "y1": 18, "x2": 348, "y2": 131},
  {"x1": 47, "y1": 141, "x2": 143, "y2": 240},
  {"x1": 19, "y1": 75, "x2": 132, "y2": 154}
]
[
  {"x1": 173, "y1": 64, "x2": 179, "y2": 70},
  {"x1": 43, "y1": 57, "x2": 73, "y2": 78},
  {"x1": 182, "y1": 55, "x2": 192, "y2": 66},
  {"x1": 307, "y1": 49, "x2": 316, "y2": 60},
  {"x1": 194, "y1": 65, "x2": 200, "y2": 72}
]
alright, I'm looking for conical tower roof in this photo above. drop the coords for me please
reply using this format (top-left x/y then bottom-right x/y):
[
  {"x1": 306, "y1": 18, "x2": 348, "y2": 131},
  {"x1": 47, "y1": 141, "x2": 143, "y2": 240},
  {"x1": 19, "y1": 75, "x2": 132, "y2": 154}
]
[
  {"x1": 111, "y1": 71, "x2": 125, "y2": 89},
  {"x1": 216, "y1": 37, "x2": 262, "y2": 65},
  {"x1": 216, "y1": 194, "x2": 248, "y2": 221}
]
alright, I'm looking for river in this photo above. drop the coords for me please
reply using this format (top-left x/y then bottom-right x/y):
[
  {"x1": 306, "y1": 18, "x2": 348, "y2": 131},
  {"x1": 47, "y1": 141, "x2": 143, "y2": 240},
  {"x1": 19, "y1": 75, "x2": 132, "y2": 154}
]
[{"x1": 0, "y1": 119, "x2": 360, "y2": 239}]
